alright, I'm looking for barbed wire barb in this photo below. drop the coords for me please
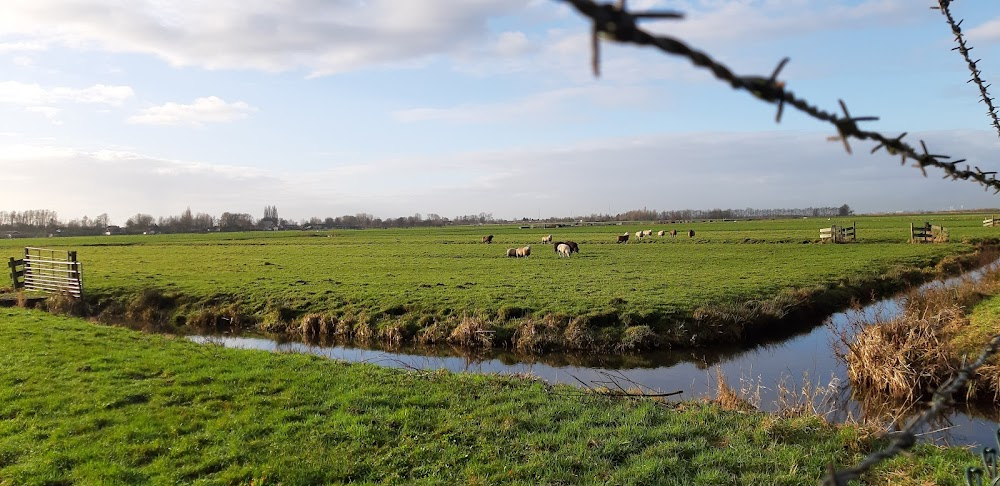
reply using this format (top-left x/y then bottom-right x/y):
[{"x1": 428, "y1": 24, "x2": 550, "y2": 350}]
[
  {"x1": 555, "y1": 1, "x2": 1000, "y2": 482},
  {"x1": 934, "y1": 0, "x2": 1000, "y2": 138},
  {"x1": 558, "y1": 0, "x2": 1000, "y2": 192},
  {"x1": 820, "y1": 334, "x2": 1000, "y2": 484}
]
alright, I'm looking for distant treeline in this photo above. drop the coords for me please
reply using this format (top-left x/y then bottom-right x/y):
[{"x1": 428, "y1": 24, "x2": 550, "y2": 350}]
[{"x1": 0, "y1": 204, "x2": 871, "y2": 237}]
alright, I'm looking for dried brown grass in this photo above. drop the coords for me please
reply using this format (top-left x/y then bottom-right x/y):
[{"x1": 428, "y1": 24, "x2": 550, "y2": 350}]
[
  {"x1": 42, "y1": 292, "x2": 86, "y2": 316},
  {"x1": 842, "y1": 259, "x2": 1000, "y2": 404},
  {"x1": 415, "y1": 318, "x2": 454, "y2": 345},
  {"x1": 187, "y1": 304, "x2": 248, "y2": 332},
  {"x1": 300, "y1": 313, "x2": 336, "y2": 341},
  {"x1": 448, "y1": 314, "x2": 494, "y2": 348},
  {"x1": 846, "y1": 309, "x2": 958, "y2": 402},
  {"x1": 713, "y1": 368, "x2": 757, "y2": 412},
  {"x1": 773, "y1": 372, "x2": 840, "y2": 420},
  {"x1": 512, "y1": 315, "x2": 563, "y2": 353},
  {"x1": 563, "y1": 316, "x2": 595, "y2": 350}
]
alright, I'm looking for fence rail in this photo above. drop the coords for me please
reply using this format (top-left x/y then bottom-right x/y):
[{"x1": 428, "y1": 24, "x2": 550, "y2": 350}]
[
  {"x1": 8, "y1": 247, "x2": 83, "y2": 298},
  {"x1": 985, "y1": 216, "x2": 998, "y2": 228},
  {"x1": 910, "y1": 222, "x2": 948, "y2": 243},
  {"x1": 820, "y1": 222, "x2": 856, "y2": 243}
]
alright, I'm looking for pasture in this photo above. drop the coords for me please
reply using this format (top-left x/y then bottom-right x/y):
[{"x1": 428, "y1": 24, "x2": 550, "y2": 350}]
[
  {"x1": 1, "y1": 213, "x2": 997, "y2": 350},
  {"x1": 0, "y1": 307, "x2": 974, "y2": 484}
]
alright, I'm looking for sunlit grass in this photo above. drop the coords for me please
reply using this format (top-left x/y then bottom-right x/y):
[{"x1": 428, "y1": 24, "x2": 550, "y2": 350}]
[{"x1": 0, "y1": 308, "x2": 975, "y2": 485}]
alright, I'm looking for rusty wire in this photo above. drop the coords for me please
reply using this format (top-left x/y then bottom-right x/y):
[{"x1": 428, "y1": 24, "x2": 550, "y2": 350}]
[
  {"x1": 934, "y1": 0, "x2": 1000, "y2": 139},
  {"x1": 558, "y1": 0, "x2": 1000, "y2": 193},
  {"x1": 819, "y1": 334, "x2": 1000, "y2": 485}
]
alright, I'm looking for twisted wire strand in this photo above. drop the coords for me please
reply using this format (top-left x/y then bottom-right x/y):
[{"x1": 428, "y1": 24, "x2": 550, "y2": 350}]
[
  {"x1": 934, "y1": 0, "x2": 1000, "y2": 138},
  {"x1": 820, "y1": 334, "x2": 1000, "y2": 485},
  {"x1": 559, "y1": 0, "x2": 1000, "y2": 193},
  {"x1": 554, "y1": 1, "x2": 1000, "y2": 482}
]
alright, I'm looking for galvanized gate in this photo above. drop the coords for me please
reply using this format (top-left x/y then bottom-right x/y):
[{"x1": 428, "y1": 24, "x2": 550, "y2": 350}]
[{"x1": 8, "y1": 247, "x2": 83, "y2": 298}]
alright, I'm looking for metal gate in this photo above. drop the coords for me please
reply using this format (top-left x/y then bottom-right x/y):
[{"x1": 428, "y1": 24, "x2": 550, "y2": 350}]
[{"x1": 8, "y1": 247, "x2": 83, "y2": 298}]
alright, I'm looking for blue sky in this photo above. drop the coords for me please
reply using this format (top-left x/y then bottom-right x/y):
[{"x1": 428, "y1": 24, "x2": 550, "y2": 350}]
[{"x1": 2, "y1": 0, "x2": 1000, "y2": 224}]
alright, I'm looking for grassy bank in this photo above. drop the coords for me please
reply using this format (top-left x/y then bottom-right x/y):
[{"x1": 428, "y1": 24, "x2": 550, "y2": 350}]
[
  {"x1": 0, "y1": 308, "x2": 976, "y2": 485},
  {"x1": 3, "y1": 214, "x2": 997, "y2": 351}
]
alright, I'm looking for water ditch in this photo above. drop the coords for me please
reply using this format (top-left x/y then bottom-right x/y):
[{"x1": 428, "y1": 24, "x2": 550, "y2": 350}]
[{"x1": 188, "y1": 262, "x2": 1000, "y2": 450}]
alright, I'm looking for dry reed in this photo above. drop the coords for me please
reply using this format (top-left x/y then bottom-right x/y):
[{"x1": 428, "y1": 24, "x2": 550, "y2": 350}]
[{"x1": 842, "y1": 259, "x2": 1000, "y2": 404}]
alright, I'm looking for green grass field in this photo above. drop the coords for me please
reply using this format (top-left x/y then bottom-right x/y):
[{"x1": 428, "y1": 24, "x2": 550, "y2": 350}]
[
  {"x1": 2, "y1": 213, "x2": 997, "y2": 350},
  {"x1": 0, "y1": 308, "x2": 976, "y2": 485}
]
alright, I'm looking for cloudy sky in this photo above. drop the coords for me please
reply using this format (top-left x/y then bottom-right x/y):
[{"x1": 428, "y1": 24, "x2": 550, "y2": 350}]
[{"x1": 2, "y1": 0, "x2": 1000, "y2": 224}]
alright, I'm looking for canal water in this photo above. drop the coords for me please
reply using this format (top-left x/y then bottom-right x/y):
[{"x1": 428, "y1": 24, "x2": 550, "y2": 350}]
[{"x1": 188, "y1": 264, "x2": 1000, "y2": 450}]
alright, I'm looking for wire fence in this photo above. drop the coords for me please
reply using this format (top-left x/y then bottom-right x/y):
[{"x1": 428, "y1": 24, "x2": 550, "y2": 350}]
[
  {"x1": 558, "y1": 0, "x2": 1000, "y2": 193},
  {"x1": 935, "y1": 0, "x2": 1000, "y2": 139},
  {"x1": 554, "y1": 0, "x2": 1000, "y2": 483}
]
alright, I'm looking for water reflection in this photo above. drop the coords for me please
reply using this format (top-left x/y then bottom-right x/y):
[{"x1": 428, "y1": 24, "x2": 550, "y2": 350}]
[{"x1": 188, "y1": 262, "x2": 1000, "y2": 449}]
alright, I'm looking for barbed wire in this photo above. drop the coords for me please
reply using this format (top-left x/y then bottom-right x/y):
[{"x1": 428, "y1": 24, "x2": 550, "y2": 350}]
[
  {"x1": 555, "y1": 0, "x2": 1000, "y2": 482},
  {"x1": 819, "y1": 334, "x2": 1000, "y2": 485},
  {"x1": 934, "y1": 0, "x2": 1000, "y2": 139},
  {"x1": 558, "y1": 0, "x2": 1000, "y2": 193}
]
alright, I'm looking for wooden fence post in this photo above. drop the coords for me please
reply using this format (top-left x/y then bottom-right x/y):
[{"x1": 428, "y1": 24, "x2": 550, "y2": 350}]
[
  {"x1": 7, "y1": 257, "x2": 20, "y2": 289},
  {"x1": 68, "y1": 250, "x2": 82, "y2": 298}
]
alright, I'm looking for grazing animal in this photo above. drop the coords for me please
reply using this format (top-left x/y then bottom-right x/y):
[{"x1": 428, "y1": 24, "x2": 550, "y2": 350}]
[
  {"x1": 657, "y1": 230, "x2": 665, "y2": 237},
  {"x1": 542, "y1": 234, "x2": 552, "y2": 243},
  {"x1": 553, "y1": 241, "x2": 580, "y2": 256},
  {"x1": 506, "y1": 248, "x2": 517, "y2": 257},
  {"x1": 555, "y1": 243, "x2": 572, "y2": 257},
  {"x1": 483, "y1": 235, "x2": 494, "y2": 244},
  {"x1": 688, "y1": 229, "x2": 695, "y2": 238},
  {"x1": 617, "y1": 232, "x2": 629, "y2": 244},
  {"x1": 643, "y1": 230, "x2": 652, "y2": 237},
  {"x1": 670, "y1": 229, "x2": 677, "y2": 237},
  {"x1": 515, "y1": 245, "x2": 531, "y2": 258},
  {"x1": 635, "y1": 231, "x2": 643, "y2": 239}
]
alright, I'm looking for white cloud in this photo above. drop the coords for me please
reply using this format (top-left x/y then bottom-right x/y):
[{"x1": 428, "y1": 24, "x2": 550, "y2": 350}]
[
  {"x1": 5, "y1": 129, "x2": 998, "y2": 223},
  {"x1": 0, "y1": 40, "x2": 47, "y2": 53},
  {"x1": 642, "y1": 0, "x2": 915, "y2": 45},
  {"x1": 967, "y1": 17, "x2": 1000, "y2": 43},
  {"x1": 0, "y1": 0, "x2": 533, "y2": 76},
  {"x1": 127, "y1": 96, "x2": 257, "y2": 126},
  {"x1": 0, "y1": 81, "x2": 133, "y2": 106},
  {"x1": 12, "y1": 56, "x2": 34, "y2": 67},
  {"x1": 495, "y1": 31, "x2": 531, "y2": 57},
  {"x1": 25, "y1": 106, "x2": 63, "y2": 124},
  {"x1": 393, "y1": 85, "x2": 654, "y2": 124}
]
